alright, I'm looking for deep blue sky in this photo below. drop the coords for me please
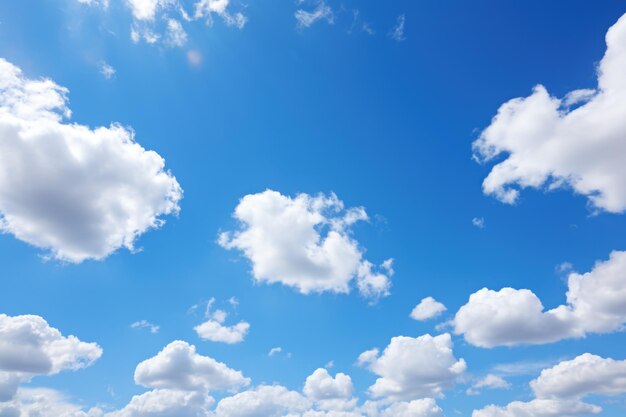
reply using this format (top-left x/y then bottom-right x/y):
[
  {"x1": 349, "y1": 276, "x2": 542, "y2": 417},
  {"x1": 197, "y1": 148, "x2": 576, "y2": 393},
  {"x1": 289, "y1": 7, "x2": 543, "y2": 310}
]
[{"x1": 1, "y1": 1, "x2": 625, "y2": 416}]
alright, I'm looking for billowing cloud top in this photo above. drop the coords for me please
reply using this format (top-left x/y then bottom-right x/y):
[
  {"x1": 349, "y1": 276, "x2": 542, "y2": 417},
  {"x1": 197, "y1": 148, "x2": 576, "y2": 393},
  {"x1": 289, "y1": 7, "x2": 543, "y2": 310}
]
[
  {"x1": 473, "y1": 13, "x2": 626, "y2": 213},
  {"x1": 219, "y1": 190, "x2": 393, "y2": 299},
  {"x1": 0, "y1": 58, "x2": 182, "y2": 263}
]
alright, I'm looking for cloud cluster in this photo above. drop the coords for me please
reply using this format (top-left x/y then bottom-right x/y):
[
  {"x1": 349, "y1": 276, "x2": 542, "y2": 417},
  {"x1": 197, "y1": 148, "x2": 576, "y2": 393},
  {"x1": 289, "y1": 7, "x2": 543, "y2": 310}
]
[
  {"x1": 0, "y1": 58, "x2": 182, "y2": 263},
  {"x1": 0, "y1": 314, "x2": 102, "y2": 402},
  {"x1": 295, "y1": 1, "x2": 334, "y2": 28},
  {"x1": 219, "y1": 190, "x2": 393, "y2": 300},
  {"x1": 358, "y1": 333, "x2": 466, "y2": 401},
  {"x1": 453, "y1": 250, "x2": 626, "y2": 347},
  {"x1": 473, "y1": 13, "x2": 626, "y2": 213},
  {"x1": 474, "y1": 353, "x2": 626, "y2": 417}
]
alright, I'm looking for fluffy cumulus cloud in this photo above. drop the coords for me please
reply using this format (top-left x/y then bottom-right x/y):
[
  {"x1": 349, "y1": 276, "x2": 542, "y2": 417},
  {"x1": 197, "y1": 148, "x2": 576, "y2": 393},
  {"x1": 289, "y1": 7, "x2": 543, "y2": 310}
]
[
  {"x1": 134, "y1": 341, "x2": 250, "y2": 392},
  {"x1": 379, "y1": 399, "x2": 444, "y2": 417},
  {"x1": 0, "y1": 58, "x2": 182, "y2": 263},
  {"x1": 193, "y1": 298, "x2": 250, "y2": 344},
  {"x1": 107, "y1": 389, "x2": 214, "y2": 417},
  {"x1": 453, "y1": 250, "x2": 626, "y2": 347},
  {"x1": 212, "y1": 385, "x2": 310, "y2": 417},
  {"x1": 0, "y1": 314, "x2": 102, "y2": 402},
  {"x1": 358, "y1": 333, "x2": 466, "y2": 401},
  {"x1": 219, "y1": 190, "x2": 393, "y2": 300},
  {"x1": 473, "y1": 13, "x2": 626, "y2": 213},
  {"x1": 410, "y1": 297, "x2": 447, "y2": 321},
  {"x1": 473, "y1": 353, "x2": 626, "y2": 417},
  {"x1": 467, "y1": 374, "x2": 510, "y2": 396},
  {"x1": 304, "y1": 368, "x2": 355, "y2": 411}
]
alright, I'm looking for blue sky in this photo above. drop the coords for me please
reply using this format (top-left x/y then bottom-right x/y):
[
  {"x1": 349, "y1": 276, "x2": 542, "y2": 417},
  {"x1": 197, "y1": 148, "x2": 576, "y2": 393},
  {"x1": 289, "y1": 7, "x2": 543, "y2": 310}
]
[{"x1": 1, "y1": 1, "x2": 626, "y2": 416}]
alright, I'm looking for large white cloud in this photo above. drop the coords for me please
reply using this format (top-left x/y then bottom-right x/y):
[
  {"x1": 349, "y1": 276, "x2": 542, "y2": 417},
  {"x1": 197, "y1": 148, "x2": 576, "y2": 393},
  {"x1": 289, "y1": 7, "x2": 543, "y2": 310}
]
[
  {"x1": 134, "y1": 341, "x2": 250, "y2": 392},
  {"x1": 0, "y1": 58, "x2": 182, "y2": 263},
  {"x1": 0, "y1": 314, "x2": 102, "y2": 402},
  {"x1": 0, "y1": 388, "x2": 104, "y2": 417},
  {"x1": 454, "y1": 250, "x2": 626, "y2": 347},
  {"x1": 358, "y1": 333, "x2": 466, "y2": 401},
  {"x1": 472, "y1": 399, "x2": 600, "y2": 417},
  {"x1": 473, "y1": 13, "x2": 626, "y2": 213},
  {"x1": 219, "y1": 190, "x2": 393, "y2": 299},
  {"x1": 530, "y1": 353, "x2": 626, "y2": 399}
]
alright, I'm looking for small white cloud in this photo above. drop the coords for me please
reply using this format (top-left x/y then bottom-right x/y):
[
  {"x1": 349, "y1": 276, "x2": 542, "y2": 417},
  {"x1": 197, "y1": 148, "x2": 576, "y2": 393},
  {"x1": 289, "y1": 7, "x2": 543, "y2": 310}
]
[
  {"x1": 193, "y1": 298, "x2": 250, "y2": 344},
  {"x1": 466, "y1": 374, "x2": 511, "y2": 395},
  {"x1": 268, "y1": 347, "x2": 282, "y2": 357},
  {"x1": 165, "y1": 18, "x2": 187, "y2": 47},
  {"x1": 410, "y1": 297, "x2": 447, "y2": 321},
  {"x1": 131, "y1": 320, "x2": 160, "y2": 334},
  {"x1": 295, "y1": 1, "x2": 334, "y2": 28},
  {"x1": 389, "y1": 14, "x2": 406, "y2": 41},
  {"x1": 195, "y1": 0, "x2": 247, "y2": 29},
  {"x1": 472, "y1": 217, "x2": 485, "y2": 229},
  {"x1": 99, "y1": 61, "x2": 116, "y2": 79}
]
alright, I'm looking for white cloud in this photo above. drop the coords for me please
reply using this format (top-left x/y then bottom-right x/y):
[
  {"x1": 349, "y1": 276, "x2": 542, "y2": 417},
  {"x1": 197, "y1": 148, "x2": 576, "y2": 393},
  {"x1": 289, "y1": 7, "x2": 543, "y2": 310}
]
[
  {"x1": 195, "y1": 0, "x2": 247, "y2": 29},
  {"x1": 194, "y1": 320, "x2": 250, "y2": 344},
  {"x1": 213, "y1": 385, "x2": 310, "y2": 417},
  {"x1": 453, "y1": 250, "x2": 626, "y2": 347},
  {"x1": 0, "y1": 388, "x2": 103, "y2": 417},
  {"x1": 473, "y1": 399, "x2": 600, "y2": 417},
  {"x1": 295, "y1": 1, "x2": 334, "y2": 28},
  {"x1": 0, "y1": 314, "x2": 102, "y2": 402},
  {"x1": 107, "y1": 389, "x2": 214, "y2": 417},
  {"x1": 99, "y1": 62, "x2": 115, "y2": 79},
  {"x1": 0, "y1": 58, "x2": 182, "y2": 263},
  {"x1": 126, "y1": 0, "x2": 172, "y2": 21},
  {"x1": 379, "y1": 399, "x2": 444, "y2": 417},
  {"x1": 471, "y1": 217, "x2": 485, "y2": 229},
  {"x1": 164, "y1": 18, "x2": 188, "y2": 46},
  {"x1": 359, "y1": 333, "x2": 466, "y2": 401},
  {"x1": 410, "y1": 297, "x2": 447, "y2": 321},
  {"x1": 473, "y1": 13, "x2": 626, "y2": 213},
  {"x1": 268, "y1": 347, "x2": 282, "y2": 357},
  {"x1": 304, "y1": 368, "x2": 355, "y2": 411},
  {"x1": 389, "y1": 15, "x2": 406, "y2": 42},
  {"x1": 134, "y1": 341, "x2": 250, "y2": 392},
  {"x1": 530, "y1": 353, "x2": 626, "y2": 399},
  {"x1": 77, "y1": 0, "x2": 109, "y2": 8},
  {"x1": 466, "y1": 374, "x2": 510, "y2": 395},
  {"x1": 219, "y1": 190, "x2": 392, "y2": 300},
  {"x1": 131, "y1": 320, "x2": 160, "y2": 334},
  {"x1": 473, "y1": 353, "x2": 626, "y2": 417}
]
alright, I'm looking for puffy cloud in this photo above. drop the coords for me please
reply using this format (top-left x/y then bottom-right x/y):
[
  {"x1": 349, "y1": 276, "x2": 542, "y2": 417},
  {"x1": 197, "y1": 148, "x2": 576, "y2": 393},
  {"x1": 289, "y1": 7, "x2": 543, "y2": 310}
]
[
  {"x1": 453, "y1": 250, "x2": 626, "y2": 347},
  {"x1": 219, "y1": 190, "x2": 392, "y2": 300},
  {"x1": 107, "y1": 389, "x2": 214, "y2": 417},
  {"x1": 295, "y1": 1, "x2": 334, "y2": 28},
  {"x1": 134, "y1": 341, "x2": 250, "y2": 392},
  {"x1": 212, "y1": 385, "x2": 310, "y2": 417},
  {"x1": 379, "y1": 399, "x2": 444, "y2": 417},
  {"x1": 389, "y1": 15, "x2": 406, "y2": 42},
  {"x1": 466, "y1": 374, "x2": 510, "y2": 395},
  {"x1": 473, "y1": 353, "x2": 626, "y2": 417},
  {"x1": 359, "y1": 333, "x2": 466, "y2": 401},
  {"x1": 99, "y1": 62, "x2": 115, "y2": 79},
  {"x1": 194, "y1": 319, "x2": 249, "y2": 344},
  {"x1": 473, "y1": 13, "x2": 626, "y2": 213},
  {"x1": 304, "y1": 368, "x2": 355, "y2": 411},
  {"x1": 472, "y1": 399, "x2": 600, "y2": 417},
  {"x1": 0, "y1": 58, "x2": 182, "y2": 263},
  {"x1": 0, "y1": 314, "x2": 102, "y2": 401},
  {"x1": 0, "y1": 388, "x2": 103, "y2": 417},
  {"x1": 410, "y1": 297, "x2": 447, "y2": 321},
  {"x1": 530, "y1": 353, "x2": 626, "y2": 399}
]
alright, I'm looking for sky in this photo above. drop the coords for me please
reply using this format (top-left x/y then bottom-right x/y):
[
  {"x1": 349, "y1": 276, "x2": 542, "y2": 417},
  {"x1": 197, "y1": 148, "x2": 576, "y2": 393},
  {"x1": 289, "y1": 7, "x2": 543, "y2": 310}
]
[{"x1": 1, "y1": 1, "x2": 626, "y2": 416}]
